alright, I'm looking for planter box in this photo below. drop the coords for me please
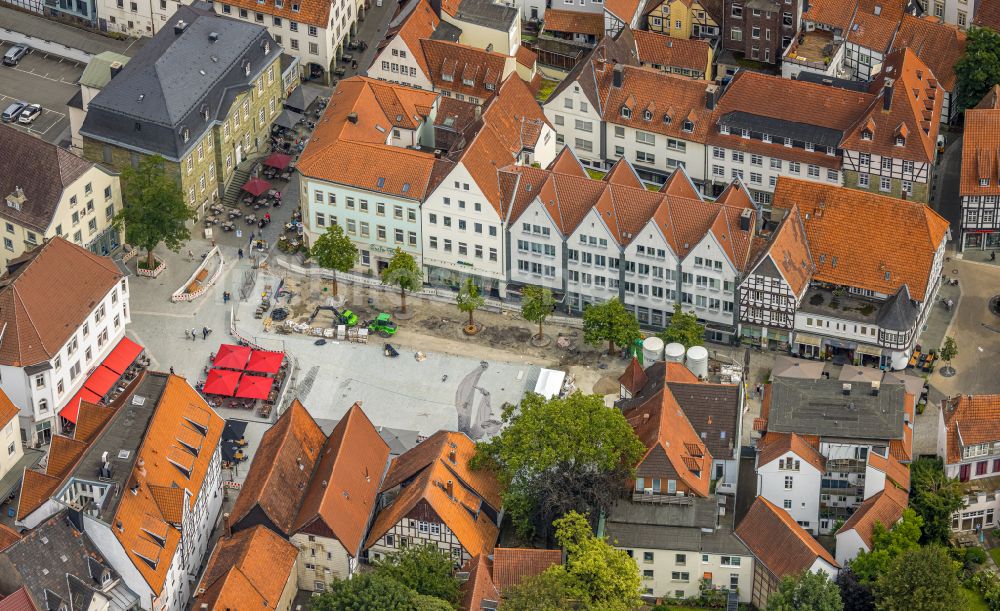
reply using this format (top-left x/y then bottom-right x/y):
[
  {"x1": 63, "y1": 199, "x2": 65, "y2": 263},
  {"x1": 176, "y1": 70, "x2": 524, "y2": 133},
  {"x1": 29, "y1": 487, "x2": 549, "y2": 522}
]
[{"x1": 137, "y1": 259, "x2": 166, "y2": 278}]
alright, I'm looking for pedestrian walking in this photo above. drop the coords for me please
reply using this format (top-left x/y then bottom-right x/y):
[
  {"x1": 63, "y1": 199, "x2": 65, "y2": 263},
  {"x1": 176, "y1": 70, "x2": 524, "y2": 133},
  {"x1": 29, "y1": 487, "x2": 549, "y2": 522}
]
[
  {"x1": 188, "y1": 249, "x2": 194, "y2": 259},
  {"x1": 184, "y1": 329, "x2": 190, "y2": 340},
  {"x1": 238, "y1": 248, "x2": 244, "y2": 259},
  {"x1": 192, "y1": 328, "x2": 198, "y2": 341}
]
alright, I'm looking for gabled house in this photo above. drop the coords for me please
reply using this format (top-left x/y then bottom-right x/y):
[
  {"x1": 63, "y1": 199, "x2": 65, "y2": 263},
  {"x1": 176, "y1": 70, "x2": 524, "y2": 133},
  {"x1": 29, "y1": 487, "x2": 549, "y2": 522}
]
[
  {"x1": 938, "y1": 394, "x2": 1000, "y2": 532},
  {"x1": 368, "y1": 0, "x2": 444, "y2": 90},
  {"x1": 735, "y1": 497, "x2": 839, "y2": 609},
  {"x1": 958, "y1": 86, "x2": 1000, "y2": 252},
  {"x1": 754, "y1": 432, "x2": 826, "y2": 533},
  {"x1": 842, "y1": 0, "x2": 908, "y2": 81},
  {"x1": 365, "y1": 430, "x2": 503, "y2": 566},
  {"x1": 890, "y1": 15, "x2": 966, "y2": 124},
  {"x1": 644, "y1": 0, "x2": 722, "y2": 41},
  {"x1": 834, "y1": 484, "x2": 907, "y2": 565},
  {"x1": 632, "y1": 29, "x2": 714, "y2": 79},
  {"x1": 193, "y1": 525, "x2": 299, "y2": 610}
]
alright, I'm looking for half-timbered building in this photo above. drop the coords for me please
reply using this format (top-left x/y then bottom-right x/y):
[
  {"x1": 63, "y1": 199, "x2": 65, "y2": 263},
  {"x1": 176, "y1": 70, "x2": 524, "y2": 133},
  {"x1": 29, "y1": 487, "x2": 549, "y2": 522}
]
[{"x1": 959, "y1": 86, "x2": 1000, "y2": 251}]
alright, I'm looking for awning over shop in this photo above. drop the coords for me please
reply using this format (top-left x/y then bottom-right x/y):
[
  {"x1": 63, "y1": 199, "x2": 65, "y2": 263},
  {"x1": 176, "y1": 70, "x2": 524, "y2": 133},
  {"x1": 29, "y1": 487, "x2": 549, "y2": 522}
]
[
  {"x1": 235, "y1": 375, "x2": 274, "y2": 400},
  {"x1": 203, "y1": 369, "x2": 241, "y2": 396},
  {"x1": 856, "y1": 344, "x2": 883, "y2": 357},
  {"x1": 284, "y1": 86, "x2": 319, "y2": 113},
  {"x1": 246, "y1": 350, "x2": 284, "y2": 374},
  {"x1": 102, "y1": 337, "x2": 144, "y2": 374},
  {"x1": 59, "y1": 387, "x2": 101, "y2": 424},
  {"x1": 795, "y1": 333, "x2": 823, "y2": 347},
  {"x1": 84, "y1": 366, "x2": 120, "y2": 397},
  {"x1": 214, "y1": 344, "x2": 252, "y2": 370}
]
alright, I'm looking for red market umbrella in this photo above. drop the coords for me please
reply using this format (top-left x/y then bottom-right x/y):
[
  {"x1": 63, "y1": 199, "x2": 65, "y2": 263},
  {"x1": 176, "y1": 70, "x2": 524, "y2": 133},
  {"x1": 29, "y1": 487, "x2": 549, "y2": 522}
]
[
  {"x1": 203, "y1": 368, "x2": 241, "y2": 396},
  {"x1": 241, "y1": 177, "x2": 271, "y2": 197},
  {"x1": 213, "y1": 344, "x2": 252, "y2": 370},
  {"x1": 246, "y1": 350, "x2": 284, "y2": 374},
  {"x1": 263, "y1": 152, "x2": 292, "y2": 170},
  {"x1": 234, "y1": 374, "x2": 274, "y2": 400}
]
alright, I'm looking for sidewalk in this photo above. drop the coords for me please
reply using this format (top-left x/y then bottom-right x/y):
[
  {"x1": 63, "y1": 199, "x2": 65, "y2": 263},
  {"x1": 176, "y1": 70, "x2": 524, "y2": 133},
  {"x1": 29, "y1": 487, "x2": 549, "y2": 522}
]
[{"x1": 0, "y1": 6, "x2": 145, "y2": 57}]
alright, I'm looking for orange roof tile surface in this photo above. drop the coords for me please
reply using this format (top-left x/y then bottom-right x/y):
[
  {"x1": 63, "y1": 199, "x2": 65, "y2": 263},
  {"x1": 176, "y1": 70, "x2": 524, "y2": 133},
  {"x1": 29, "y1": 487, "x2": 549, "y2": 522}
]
[
  {"x1": 44, "y1": 435, "x2": 87, "y2": 480},
  {"x1": 74, "y1": 402, "x2": 116, "y2": 444},
  {"x1": 542, "y1": 8, "x2": 604, "y2": 36},
  {"x1": 195, "y1": 525, "x2": 298, "y2": 611},
  {"x1": 420, "y1": 39, "x2": 509, "y2": 101},
  {"x1": 15, "y1": 469, "x2": 59, "y2": 521},
  {"x1": 230, "y1": 399, "x2": 327, "y2": 535},
  {"x1": 770, "y1": 177, "x2": 948, "y2": 301},
  {"x1": 975, "y1": 0, "x2": 1000, "y2": 29},
  {"x1": 751, "y1": 205, "x2": 813, "y2": 296},
  {"x1": 221, "y1": 0, "x2": 331, "y2": 27},
  {"x1": 633, "y1": 30, "x2": 712, "y2": 73},
  {"x1": 113, "y1": 375, "x2": 224, "y2": 594},
  {"x1": 802, "y1": 0, "x2": 857, "y2": 30},
  {"x1": 459, "y1": 554, "x2": 500, "y2": 611},
  {"x1": 602, "y1": 65, "x2": 716, "y2": 142},
  {"x1": 294, "y1": 403, "x2": 389, "y2": 556},
  {"x1": 391, "y1": 0, "x2": 440, "y2": 78},
  {"x1": 836, "y1": 488, "x2": 907, "y2": 550},
  {"x1": 736, "y1": 497, "x2": 839, "y2": 578},
  {"x1": 492, "y1": 547, "x2": 562, "y2": 591},
  {"x1": 758, "y1": 432, "x2": 827, "y2": 473},
  {"x1": 0, "y1": 388, "x2": 17, "y2": 429},
  {"x1": 960, "y1": 107, "x2": 1000, "y2": 196},
  {"x1": 847, "y1": 0, "x2": 907, "y2": 52},
  {"x1": 942, "y1": 394, "x2": 1000, "y2": 463},
  {"x1": 0, "y1": 238, "x2": 121, "y2": 367},
  {"x1": 0, "y1": 523, "x2": 20, "y2": 552},
  {"x1": 619, "y1": 356, "x2": 648, "y2": 395},
  {"x1": 891, "y1": 15, "x2": 965, "y2": 92}
]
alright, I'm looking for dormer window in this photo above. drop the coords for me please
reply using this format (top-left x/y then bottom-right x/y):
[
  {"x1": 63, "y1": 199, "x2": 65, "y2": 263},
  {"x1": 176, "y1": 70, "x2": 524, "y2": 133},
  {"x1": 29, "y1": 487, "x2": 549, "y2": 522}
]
[
  {"x1": 201, "y1": 104, "x2": 209, "y2": 121},
  {"x1": 462, "y1": 78, "x2": 474, "y2": 86},
  {"x1": 762, "y1": 133, "x2": 771, "y2": 143},
  {"x1": 861, "y1": 129, "x2": 872, "y2": 141},
  {"x1": 662, "y1": 113, "x2": 671, "y2": 125},
  {"x1": 621, "y1": 105, "x2": 632, "y2": 119},
  {"x1": 740, "y1": 128, "x2": 749, "y2": 138},
  {"x1": 981, "y1": 178, "x2": 989, "y2": 187},
  {"x1": 805, "y1": 142, "x2": 814, "y2": 152},
  {"x1": 895, "y1": 135, "x2": 905, "y2": 146},
  {"x1": 244, "y1": 61, "x2": 251, "y2": 76},
  {"x1": 643, "y1": 110, "x2": 652, "y2": 121},
  {"x1": 719, "y1": 124, "x2": 729, "y2": 134},
  {"x1": 263, "y1": 41, "x2": 270, "y2": 55},
  {"x1": 181, "y1": 128, "x2": 190, "y2": 143},
  {"x1": 485, "y1": 82, "x2": 495, "y2": 91},
  {"x1": 683, "y1": 120, "x2": 694, "y2": 132}
]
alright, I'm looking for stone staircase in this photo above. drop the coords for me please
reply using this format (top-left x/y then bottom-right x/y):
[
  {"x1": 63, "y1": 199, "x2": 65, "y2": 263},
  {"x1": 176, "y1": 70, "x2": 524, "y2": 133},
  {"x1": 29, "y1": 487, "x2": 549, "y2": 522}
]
[{"x1": 222, "y1": 163, "x2": 254, "y2": 208}]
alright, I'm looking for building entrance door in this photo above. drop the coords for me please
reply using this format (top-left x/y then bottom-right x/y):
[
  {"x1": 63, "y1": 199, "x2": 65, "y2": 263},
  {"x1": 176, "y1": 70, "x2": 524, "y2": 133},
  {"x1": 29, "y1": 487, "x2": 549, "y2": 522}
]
[{"x1": 236, "y1": 145, "x2": 243, "y2": 165}]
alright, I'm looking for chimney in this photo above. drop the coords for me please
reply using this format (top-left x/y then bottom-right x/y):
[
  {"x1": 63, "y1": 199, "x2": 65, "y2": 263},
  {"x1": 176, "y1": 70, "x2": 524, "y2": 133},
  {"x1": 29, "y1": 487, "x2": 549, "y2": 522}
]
[
  {"x1": 612, "y1": 64, "x2": 624, "y2": 88},
  {"x1": 842, "y1": 383, "x2": 852, "y2": 396},
  {"x1": 448, "y1": 450, "x2": 456, "y2": 463},
  {"x1": 705, "y1": 85, "x2": 719, "y2": 110},
  {"x1": 223, "y1": 512, "x2": 231, "y2": 537},
  {"x1": 882, "y1": 78, "x2": 894, "y2": 112},
  {"x1": 208, "y1": 31, "x2": 219, "y2": 43},
  {"x1": 173, "y1": 19, "x2": 188, "y2": 35},
  {"x1": 446, "y1": 480, "x2": 454, "y2": 498},
  {"x1": 739, "y1": 208, "x2": 752, "y2": 231},
  {"x1": 109, "y1": 61, "x2": 123, "y2": 79},
  {"x1": 347, "y1": 112, "x2": 358, "y2": 124}
]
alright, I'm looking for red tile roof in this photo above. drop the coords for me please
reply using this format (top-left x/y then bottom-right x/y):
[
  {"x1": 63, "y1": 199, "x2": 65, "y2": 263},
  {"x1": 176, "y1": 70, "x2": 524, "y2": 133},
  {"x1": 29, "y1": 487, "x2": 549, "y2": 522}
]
[
  {"x1": 492, "y1": 547, "x2": 562, "y2": 591},
  {"x1": 758, "y1": 432, "x2": 826, "y2": 473},
  {"x1": 602, "y1": 65, "x2": 716, "y2": 142},
  {"x1": 195, "y1": 525, "x2": 298, "y2": 611},
  {"x1": 542, "y1": 8, "x2": 604, "y2": 36},
  {"x1": 736, "y1": 497, "x2": 839, "y2": 578},
  {"x1": 960, "y1": 106, "x2": 1000, "y2": 196},
  {"x1": 975, "y1": 0, "x2": 1000, "y2": 29},
  {"x1": 891, "y1": 15, "x2": 965, "y2": 92},
  {"x1": 802, "y1": 0, "x2": 857, "y2": 30},
  {"x1": 222, "y1": 0, "x2": 331, "y2": 27},
  {"x1": 15, "y1": 469, "x2": 60, "y2": 522},
  {"x1": 941, "y1": 394, "x2": 1000, "y2": 463},
  {"x1": 619, "y1": 356, "x2": 647, "y2": 395},
  {"x1": 633, "y1": 30, "x2": 712, "y2": 74},
  {"x1": 835, "y1": 487, "x2": 907, "y2": 550},
  {"x1": 294, "y1": 403, "x2": 389, "y2": 556},
  {"x1": 770, "y1": 177, "x2": 949, "y2": 301},
  {"x1": 44, "y1": 435, "x2": 87, "y2": 480},
  {"x1": 391, "y1": 0, "x2": 440, "y2": 78},
  {"x1": 750, "y1": 204, "x2": 813, "y2": 296},
  {"x1": 459, "y1": 554, "x2": 500, "y2": 611},
  {"x1": 0, "y1": 587, "x2": 35, "y2": 611},
  {"x1": 847, "y1": 0, "x2": 907, "y2": 52},
  {"x1": 659, "y1": 167, "x2": 701, "y2": 198},
  {"x1": 0, "y1": 522, "x2": 20, "y2": 552},
  {"x1": 421, "y1": 39, "x2": 509, "y2": 102}
]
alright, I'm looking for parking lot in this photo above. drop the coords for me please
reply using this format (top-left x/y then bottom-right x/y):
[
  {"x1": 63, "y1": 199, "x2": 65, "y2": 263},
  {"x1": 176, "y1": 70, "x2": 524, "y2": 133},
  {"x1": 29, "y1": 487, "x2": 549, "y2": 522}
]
[{"x1": 0, "y1": 42, "x2": 83, "y2": 145}]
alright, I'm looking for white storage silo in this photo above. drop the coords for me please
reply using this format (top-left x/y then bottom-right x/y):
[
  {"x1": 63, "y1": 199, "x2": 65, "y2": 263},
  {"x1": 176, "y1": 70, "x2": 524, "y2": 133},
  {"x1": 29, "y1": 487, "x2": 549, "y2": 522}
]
[
  {"x1": 686, "y1": 345, "x2": 709, "y2": 379},
  {"x1": 642, "y1": 337, "x2": 664, "y2": 364},
  {"x1": 664, "y1": 342, "x2": 686, "y2": 363}
]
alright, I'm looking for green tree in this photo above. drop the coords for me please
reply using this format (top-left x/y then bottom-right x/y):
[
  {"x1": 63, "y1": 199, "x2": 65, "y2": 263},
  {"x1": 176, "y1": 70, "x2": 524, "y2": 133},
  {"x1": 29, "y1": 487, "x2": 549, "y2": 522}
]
[
  {"x1": 910, "y1": 457, "x2": 964, "y2": 545},
  {"x1": 380, "y1": 248, "x2": 423, "y2": 314},
  {"x1": 657, "y1": 303, "x2": 705, "y2": 348},
  {"x1": 471, "y1": 392, "x2": 645, "y2": 539},
  {"x1": 849, "y1": 508, "x2": 922, "y2": 584},
  {"x1": 767, "y1": 570, "x2": 843, "y2": 611},
  {"x1": 114, "y1": 154, "x2": 194, "y2": 269},
  {"x1": 940, "y1": 336, "x2": 958, "y2": 370},
  {"x1": 312, "y1": 572, "x2": 421, "y2": 611},
  {"x1": 456, "y1": 277, "x2": 485, "y2": 328},
  {"x1": 836, "y1": 568, "x2": 875, "y2": 611},
  {"x1": 582, "y1": 298, "x2": 641, "y2": 355},
  {"x1": 555, "y1": 511, "x2": 642, "y2": 610},
  {"x1": 521, "y1": 285, "x2": 556, "y2": 341},
  {"x1": 502, "y1": 568, "x2": 586, "y2": 611},
  {"x1": 874, "y1": 545, "x2": 962, "y2": 611},
  {"x1": 309, "y1": 223, "x2": 358, "y2": 297},
  {"x1": 955, "y1": 26, "x2": 1000, "y2": 112},
  {"x1": 374, "y1": 545, "x2": 461, "y2": 606}
]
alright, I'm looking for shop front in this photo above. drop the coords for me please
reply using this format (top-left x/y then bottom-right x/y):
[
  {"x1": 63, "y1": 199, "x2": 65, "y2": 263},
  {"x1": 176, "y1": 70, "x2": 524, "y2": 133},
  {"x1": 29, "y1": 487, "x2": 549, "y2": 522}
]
[{"x1": 793, "y1": 332, "x2": 823, "y2": 359}]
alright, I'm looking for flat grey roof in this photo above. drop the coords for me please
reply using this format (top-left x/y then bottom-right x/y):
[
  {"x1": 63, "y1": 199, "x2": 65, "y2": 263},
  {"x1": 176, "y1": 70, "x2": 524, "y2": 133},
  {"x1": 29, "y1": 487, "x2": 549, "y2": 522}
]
[
  {"x1": 767, "y1": 377, "x2": 906, "y2": 441},
  {"x1": 454, "y1": 0, "x2": 518, "y2": 31}
]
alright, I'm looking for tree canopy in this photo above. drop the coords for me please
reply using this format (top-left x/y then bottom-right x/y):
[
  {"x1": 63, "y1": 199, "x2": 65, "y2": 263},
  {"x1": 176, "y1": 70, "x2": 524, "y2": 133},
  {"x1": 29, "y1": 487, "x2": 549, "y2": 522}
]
[
  {"x1": 874, "y1": 545, "x2": 962, "y2": 611},
  {"x1": 940, "y1": 336, "x2": 958, "y2": 366},
  {"x1": 456, "y1": 277, "x2": 485, "y2": 327},
  {"x1": 836, "y1": 568, "x2": 875, "y2": 611},
  {"x1": 310, "y1": 223, "x2": 358, "y2": 296},
  {"x1": 554, "y1": 512, "x2": 641, "y2": 610},
  {"x1": 501, "y1": 566, "x2": 587, "y2": 611},
  {"x1": 766, "y1": 570, "x2": 844, "y2": 611},
  {"x1": 521, "y1": 285, "x2": 556, "y2": 340},
  {"x1": 582, "y1": 298, "x2": 641, "y2": 355},
  {"x1": 849, "y1": 508, "x2": 922, "y2": 584},
  {"x1": 373, "y1": 545, "x2": 461, "y2": 606},
  {"x1": 471, "y1": 392, "x2": 645, "y2": 539},
  {"x1": 657, "y1": 303, "x2": 705, "y2": 348},
  {"x1": 312, "y1": 572, "x2": 426, "y2": 611},
  {"x1": 380, "y1": 248, "x2": 423, "y2": 313},
  {"x1": 114, "y1": 154, "x2": 194, "y2": 268},
  {"x1": 909, "y1": 457, "x2": 964, "y2": 545},
  {"x1": 955, "y1": 26, "x2": 1000, "y2": 112}
]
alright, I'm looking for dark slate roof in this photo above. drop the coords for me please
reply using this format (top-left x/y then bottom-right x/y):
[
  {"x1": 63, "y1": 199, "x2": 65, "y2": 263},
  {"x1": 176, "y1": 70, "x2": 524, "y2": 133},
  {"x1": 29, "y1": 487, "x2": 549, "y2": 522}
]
[
  {"x1": 795, "y1": 71, "x2": 872, "y2": 93},
  {"x1": 606, "y1": 497, "x2": 718, "y2": 530},
  {"x1": 604, "y1": 499, "x2": 748, "y2": 555},
  {"x1": 876, "y1": 284, "x2": 920, "y2": 331},
  {"x1": 717, "y1": 110, "x2": 845, "y2": 149},
  {"x1": 0, "y1": 125, "x2": 94, "y2": 232},
  {"x1": 453, "y1": 0, "x2": 518, "y2": 30},
  {"x1": 431, "y1": 20, "x2": 463, "y2": 42},
  {"x1": 667, "y1": 381, "x2": 740, "y2": 461},
  {"x1": 767, "y1": 377, "x2": 906, "y2": 441},
  {"x1": 605, "y1": 521, "x2": 702, "y2": 551},
  {"x1": 81, "y1": 4, "x2": 279, "y2": 161},
  {"x1": 2, "y1": 510, "x2": 138, "y2": 610}
]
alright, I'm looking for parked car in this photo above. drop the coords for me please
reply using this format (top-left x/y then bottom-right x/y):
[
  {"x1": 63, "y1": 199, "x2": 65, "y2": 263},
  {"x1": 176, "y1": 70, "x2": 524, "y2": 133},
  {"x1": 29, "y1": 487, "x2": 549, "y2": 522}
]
[
  {"x1": 2, "y1": 45, "x2": 29, "y2": 66},
  {"x1": 1, "y1": 101, "x2": 26, "y2": 123},
  {"x1": 17, "y1": 104, "x2": 41, "y2": 125}
]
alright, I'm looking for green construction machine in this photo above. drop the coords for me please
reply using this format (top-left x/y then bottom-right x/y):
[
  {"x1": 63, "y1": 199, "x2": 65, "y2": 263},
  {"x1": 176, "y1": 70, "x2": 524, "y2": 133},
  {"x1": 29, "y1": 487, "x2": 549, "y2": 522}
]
[{"x1": 367, "y1": 312, "x2": 398, "y2": 338}]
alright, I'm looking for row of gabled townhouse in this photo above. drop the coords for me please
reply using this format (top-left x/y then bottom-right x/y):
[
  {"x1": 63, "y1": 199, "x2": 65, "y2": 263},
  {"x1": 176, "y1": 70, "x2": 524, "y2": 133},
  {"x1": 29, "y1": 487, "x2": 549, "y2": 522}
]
[
  {"x1": 959, "y1": 86, "x2": 1000, "y2": 251},
  {"x1": 543, "y1": 34, "x2": 942, "y2": 206}
]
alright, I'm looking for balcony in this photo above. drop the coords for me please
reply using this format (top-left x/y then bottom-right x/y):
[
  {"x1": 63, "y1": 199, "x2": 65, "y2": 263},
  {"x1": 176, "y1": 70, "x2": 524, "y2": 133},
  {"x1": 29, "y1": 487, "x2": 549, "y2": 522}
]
[
  {"x1": 783, "y1": 30, "x2": 841, "y2": 72},
  {"x1": 632, "y1": 491, "x2": 695, "y2": 505}
]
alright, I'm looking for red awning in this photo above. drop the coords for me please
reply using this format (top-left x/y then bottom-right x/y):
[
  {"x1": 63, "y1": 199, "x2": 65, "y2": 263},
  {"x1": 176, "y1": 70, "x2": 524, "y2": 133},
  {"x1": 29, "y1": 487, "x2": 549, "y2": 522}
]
[
  {"x1": 203, "y1": 368, "x2": 241, "y2": 396},
  {"x1": 241, "y1": 177, "x2": 271, "y2": 197},
  {"x1": 84, "y1": 365, "x2": 120, "y2": 397},
  {"x1": 246, "y1": 350, "x2": 284, "y2": 374},
  {"x1": 234, "y1": 375, "x2": 274, "y2": 400},
  {"x1": 213, "y1": 344, "x2": 252, "y2": 370},
  {"x1": 103, "y1": 337, "x2": 144, "y2": 374},
  {"x1": 60, "y1": 387, "x2": 101, "y2": 424},
  {"x1": 263, "y1": 152, "x2": 292, "y2": 170}
]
